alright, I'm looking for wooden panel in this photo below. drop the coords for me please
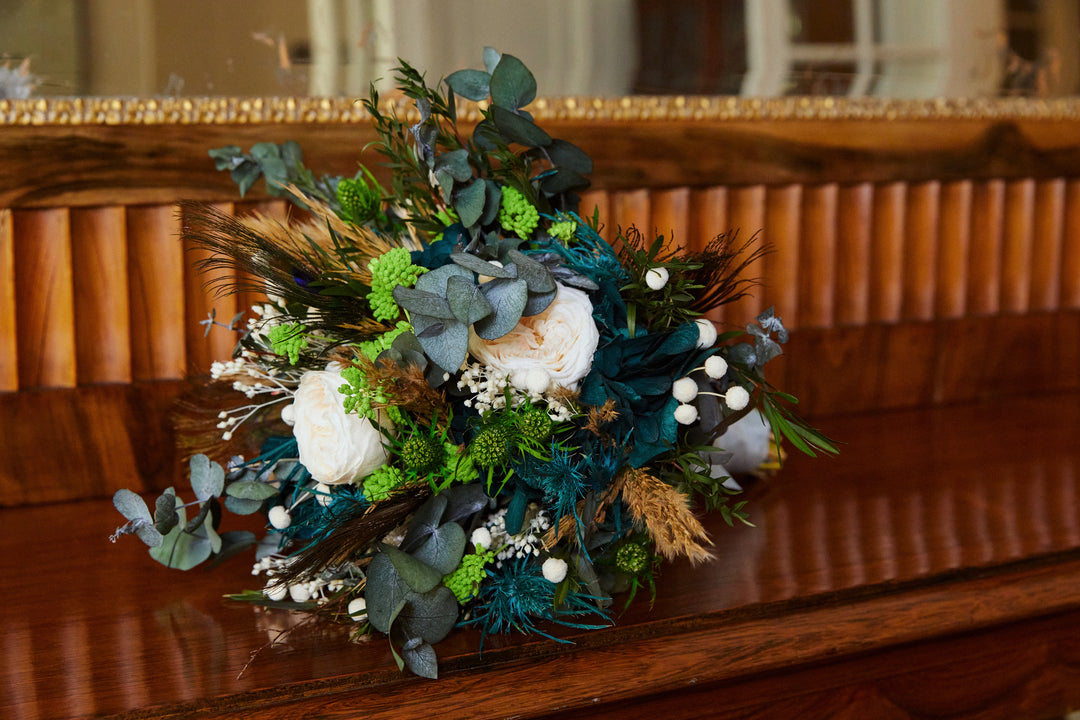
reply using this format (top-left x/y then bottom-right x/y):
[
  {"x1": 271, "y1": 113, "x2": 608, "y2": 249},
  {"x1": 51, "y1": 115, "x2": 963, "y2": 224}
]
[
  {"x1": 1031, "y1": 179, "x2": 1065, "y2": 310},
  {"x1": 1064, "y1": 180, "x2": 1080, "y2": 309},
  {"x1": 577, "y1": 189, "x2": 610, "y2": 239},
  {"x1": 1001, "y1": 180, "x2": 1035, "y2": 313},
  {"x1": 934, "y1": 181, "x2": 972, "y2": 319},
  {"x1": 649, "y1": 187, "x2": 691, "y2": 249},
  {"x1": 71, "y1": 207, "x2": 132, "y2": 384},
  {"x1": 688, "y1": 187, "x2": 728, "y2": 324},
  {"x1": 184, "y1": 202, "x2": 239, "y2": 377},
  {"x1": 610, "y1": 189, "x2": 651, "y2": 242},
  {"x1": 14, "y1": 208, "x2": 76, "y2": 388},
  {"x1": 762, "y1": 185, "x2": 802, "y2": 326},
  {"x1": 127, "y1": 205, "x2": 186, "y2": 381},
  {"x1": 725, "y1": 186, "x2": 766, "y2": 326},
  {"x1": 0, "y1": 210, "x2": 15, "y2": 391},
  {"x1": 967, "y1": 180, "x2": 1005, "y2": 315},
  {"x1": 870, "y1": 183, "x2": 906, "y2": 323},
  {"x1": 834, "y1": 184, "x2": 872, "y2": 326},
  {"x1": 797, "y1": 184, "x2": 838, "y2": 328},
  {"x1": 901, "y1": 181, "x2": 940, "y2": 321}
]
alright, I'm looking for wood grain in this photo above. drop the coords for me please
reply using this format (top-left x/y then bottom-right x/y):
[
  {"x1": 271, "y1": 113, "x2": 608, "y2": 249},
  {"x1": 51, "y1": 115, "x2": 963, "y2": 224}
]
[
  {"x1": 834, "y1": 183, "x2": 872, "y2": 326},
  {"x1": 724, "y1": 186, "x2": 767, "y2": 326},
  {"x1": 797, "y1": 184, "x2": 838, "y2": 328},
  {"x1": 184, "y1": 202, "x2": 239, "y2": 376},
  {"x1": 935, "y1": 181, "x2": 972, "y2": 319},
  {"x1": 0, "y1": 209, "x2": 15, "y2": 391},
  {"x1": 901, "y1": 181, "x2": 940, "y2": 321},
  {"x1": 968, "y1": 179, "x2": 1006, "y2": 315},
  {"x1": 870, "y1": 182, "x2": 906, "y2": 323},
  {"x1": 71, "y1": 206, "x2": 132, "y2": 384},
  {"x1": 13, "y1": 208, "x2": 76, "y2": 388},
  {"x1": 1001, "y1": 180, "x2": 1035, "y2": 313},
  {"x1": 1031, "y1": 179, "x2": 1065, "y2": 310},
  {"x1": 128, "y1": 205, "x2": 186, "y2": 381}
]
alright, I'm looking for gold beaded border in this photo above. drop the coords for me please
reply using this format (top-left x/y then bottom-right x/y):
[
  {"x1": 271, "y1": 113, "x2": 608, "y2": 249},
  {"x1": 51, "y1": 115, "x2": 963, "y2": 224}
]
[{"x1": 4, "y1": 95, "x2": 1080, "y2": 125}]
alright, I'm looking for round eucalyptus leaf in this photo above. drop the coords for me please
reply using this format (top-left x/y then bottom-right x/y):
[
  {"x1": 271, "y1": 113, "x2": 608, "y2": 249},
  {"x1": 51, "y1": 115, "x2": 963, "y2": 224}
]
[
  {"x1": 489, "y1": 53, "x2": 536, "y2": 109},
  {"x1": 453, "y1": 179, "x2": 487, "y2": 228},
  {"x1": 445, "y1": 68, "x2": 490, "y2": 101},
  {"x1": 490, "y1": 105, "x2": 551, "y2": 148},
  {"x1": 473, "y1": 278, "x2": 528, "y2": 340},
  {"x1": 399, "y1": 586, "x2": 459, "y2": 645},
  {"x1": 113, "y1": 488, "x2": 151, "y2": 523},
  {"x1": 190, "y1": 454, "x2": 224, "y2": 502},
  {"x1": 402, "y1": 640, "x2": 439, "y2": 680},
  {"x1": 366, "y1": 553, "x2": 409, "y2": 633},
  {"x1": 447, "y1": 275, "x2": 493, "y2": 325},
  {"x1": 413, "y1": 521, "x2": 467, "y2": 575}
]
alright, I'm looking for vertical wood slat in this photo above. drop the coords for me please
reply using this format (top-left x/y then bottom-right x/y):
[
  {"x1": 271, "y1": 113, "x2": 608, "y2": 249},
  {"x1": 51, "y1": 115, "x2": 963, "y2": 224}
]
[
  {"x1": 835, "y1": 183, "x2": 873, "y2": 326},
  {"x1": 0, "y1": 210, "x2": 15, "y2": 391},
  {"x1": 610, "y1": 189, "x2": 651, "y2": 243},
  {"x1": 968, "y1": 180, "x2": 1005, "y2": 315},
  {"x1": 649, "y1": 187, "x2": 691, "y2": 251},
  {"x1": 798, "y1": 184, "x2": 838, "y2": 328},
  {"x1": 688, "y1": 187, "x2": 729, "y2": 325},
  {"x1": 901, "y1": 181, "x2": 940, "y2": 321},
  {"x1": 935, "y1": 181, "x2": 973, "y2": 319},
  {"x1": 185, "y1": 202, "x2": 238, "y2": 376},
  {"x1": 1031, "y1": 179, "x2": 1065, "y2": 311},
  {"x1": 725, "y1": 186, "x2": 766, "y2": 325},
  {"x1": 1001, "y1": 180, "x2": 1035, "y2": 313},
  {"x1": 14, "y1": 209, "x2": 76, "y2": 388},
  {"x1": 71, "y1": 207, "x2": 132, "y2": 384},
  {"x1": 870, "y1": 182, "x2": 906, "y2": 322},
  {"x1": 763, "y1": 185, "x2": 802, "y2": 328},
  {"x1": 128, "y1": 205, "x2": 186, "y2": 381},
  {"x1": 1063, "y1": 180, "x2": 1080, "y2": 309},
  {"x1": 577, "y1": 190, "x2": 610, "y2": 241}
]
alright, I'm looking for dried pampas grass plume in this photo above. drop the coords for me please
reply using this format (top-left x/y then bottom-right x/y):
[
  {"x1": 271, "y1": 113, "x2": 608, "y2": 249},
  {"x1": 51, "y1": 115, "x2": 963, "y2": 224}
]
[{"x1": 622, "y1": 468, "x2": 714, "y2": 564}]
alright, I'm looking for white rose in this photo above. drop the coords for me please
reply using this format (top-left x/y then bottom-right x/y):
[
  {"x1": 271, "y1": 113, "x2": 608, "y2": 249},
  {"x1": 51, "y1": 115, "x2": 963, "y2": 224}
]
[
  {"x1": 291, "y1": 370, "x2": 390, "y2": 485},
  {"x1": 468, "y1": 284, "x2": 599, "y2": 391}
]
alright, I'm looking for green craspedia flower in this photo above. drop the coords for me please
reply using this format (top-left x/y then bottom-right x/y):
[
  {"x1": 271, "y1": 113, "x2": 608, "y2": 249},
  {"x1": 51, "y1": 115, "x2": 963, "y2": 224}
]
[
  {"x1": 498, "y1": 186, "x2": 539, "y2": 240},
  {"x1": 470, "y1": 424, "x2": 511, "y2": 468},
  {"x1": 517, "y1": 409, "x2": 552, "y2": 443},
  {"x1": 358, "y1": 319, "x2": 413, "y2": 360},
  {"x1": 336, "y1": 173, "x2": 381, "y2": 224},
  {"x1": 367, "y1": 247, "x2": 427, "y2": 322},
  {"x1": 440, "y1": 444, "x2": 479, "y2": 485},
  {"x1": 443, "y1": 547, "x2": 495, "y2": 603},
  {"x1": 363, "y1": 465, "x2": 405, "y2": 502},
  {"x1": 549, "y1": 219, "x2": 577, "y2": 243},
  {"x1": 401, "y1": 433, "x2": 446, "y2": 475},
  {"x1": 615, "y1": 542, "x2": 650, "y2": 575},
  {"x1": 266, "y1": 322, "x2": 308, "y2": 365}
]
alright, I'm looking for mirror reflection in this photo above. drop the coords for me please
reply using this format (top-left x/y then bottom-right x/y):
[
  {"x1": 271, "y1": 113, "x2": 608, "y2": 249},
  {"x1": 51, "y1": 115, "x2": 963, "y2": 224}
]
[{"x1": 1, "y1": 0, "x2": 1078, "y2": 100}]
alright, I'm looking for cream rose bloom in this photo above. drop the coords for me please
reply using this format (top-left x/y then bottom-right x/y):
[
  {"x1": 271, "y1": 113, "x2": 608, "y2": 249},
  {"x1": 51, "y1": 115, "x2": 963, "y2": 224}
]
[
  {"x1": 468, "y1": 284, "x2": 599, "y2": 391},
  {"x1": 291, "y1": 369, "x2": 390, "y2": 485}
]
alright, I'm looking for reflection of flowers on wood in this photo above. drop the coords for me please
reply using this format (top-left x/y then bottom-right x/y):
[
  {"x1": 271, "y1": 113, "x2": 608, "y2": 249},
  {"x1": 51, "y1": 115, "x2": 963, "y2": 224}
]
[{"x1": 110, "y1": 48, "x2": 835, "y2": 679}]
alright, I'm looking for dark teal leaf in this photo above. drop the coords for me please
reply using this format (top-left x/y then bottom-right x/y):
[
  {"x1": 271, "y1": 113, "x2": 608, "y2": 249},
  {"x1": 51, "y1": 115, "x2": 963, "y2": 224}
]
[
  {"x1": 414, "y1": 262, "x2": 471, "y2": 294},
  {"x1": 224, "y1": 495, "x2": 265, "y2": 516},
  {"x1": 412, "y1": 315, "x2": 469, "y2": 373},
  {"x1": 445, "y1": 69, "x2": 490, "y2": 101},
  {"x1": 728, "y1": 342, "x2": 756, "y2": 367},
  {"x1": 453, "y1": 179, "x2": 486, "y2": 227},
  {"x1": 522, "y1": 287, "x2": 556, "y2": 316},
  {"x1": 481, "y1": 179, "x2": 502, "y2": 225},
  {"x1": 539, "y1": 167, "x2": 589, "y2": 195},
  {"x1": 393, "y1": 286, "x2": 456, "y2": 320},
  {"x1": 489, "y1": 53, "x2": 536, "y2": 109},
  {"x1": 381, "y1": 544, "x2": 443, "y2": 593},
  {"x1": 399, "y1": 586, "x2": 458, "y2": 644},
  {"x1": 230, "y1": 162, "x2": 261, "y2": 197},
  {"x1": 250, "y1": 142, "x2": 281, "y2": 162},
  {"x1": 401, "y1": 640, "x2": 439, "y2": 679},
  {"x1": 505, "y1": 249, "x2": 556, "y2": 292},
  {"x1": 153, "y1": 491, "x2": 179, "y2": 534},
  {"x1": 474, "y1": 277, "x2": 528, "y2": 340},
  {"x1": 446, "y1": 275, "x2": 493, "y2": 325},
  {"x1": 208, "y1": 145, "x2": 243, "y2": 170},
  {"x1": 434, "y1": 148, "x2": 473, "y2": 182},
  {"x1": 149, "y1": 501, "x2": 219, "y2": 570},
  {"x1": 280, "y1": 140, "x2": 303, "y2": 168},
  {"x1": 400, "y1": 495, "x2": 448, "y2": 552},
  {"x1": 450, "y1": 252, "x2": 514, "y2": 278},
  {"x1": 491, "y1": 105, "x2": 551, "y2": 147},
  {"x1": 546, "y1": 138, "x2": 594, "y2": 175}
]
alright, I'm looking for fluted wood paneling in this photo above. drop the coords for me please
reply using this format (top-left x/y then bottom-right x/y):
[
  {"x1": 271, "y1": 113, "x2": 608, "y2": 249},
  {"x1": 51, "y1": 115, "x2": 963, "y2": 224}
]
[
  {"x1": 870, "y1": 182, "x2": 906, "y2": 323},
  {"x1": 0, "y1": 210, "x2": 15, "y2": 391},
  {"x1": 798, "y1": 184, "x2": 838, "y2": 328},
  {"x1": 725, "y1": 186, "x2": 766, "y2": 326},
  {"x1": 1064, "y1": 180, "x2": 1080, "y2": 309},
  {"x1": 71, "y1": 207, "x2": 132, "y2": 384},
  {"x1": 763, "y1": 185, "x2": 802, "y2": 326},
  {"x1": 935, "y1": 182, "x2": 972, "y2": 319},
  {"x1": 1002, "y1": 180, "x2": 1036, "y2": 313},
  {"x1": 1031, "y1": 179, "x2": 1066, "y2": 311},
  {"x1": 184, "y1": 202, "x2": 239, "y2": 377},
  {"x1": 14, "y1": 208, "x2": 76, "y2": 389},
  {"x1": 902, "y1": 182, "x2": 940, "y2": 321},
  {"x1": 835, "y1": 184, "x2": 872, "y2": 325},
  {"x1": 649, "y1": 187, "x2": 691, "y2": 249},
  {"x1": 128, "y1": 205, "x2": 185, "y2": 381}
]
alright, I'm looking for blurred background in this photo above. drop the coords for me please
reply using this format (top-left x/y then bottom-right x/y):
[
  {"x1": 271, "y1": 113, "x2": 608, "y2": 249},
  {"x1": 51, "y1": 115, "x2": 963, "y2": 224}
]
[{"x1": 0, "y1": 0, "x2": 1077, "y2": 99}]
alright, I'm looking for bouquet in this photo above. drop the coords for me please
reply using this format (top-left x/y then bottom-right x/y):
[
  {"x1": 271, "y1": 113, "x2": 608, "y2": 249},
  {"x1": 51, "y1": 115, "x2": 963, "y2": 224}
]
[{"x1": 110, "y1": 49, "x2": 834, "y2": 679}]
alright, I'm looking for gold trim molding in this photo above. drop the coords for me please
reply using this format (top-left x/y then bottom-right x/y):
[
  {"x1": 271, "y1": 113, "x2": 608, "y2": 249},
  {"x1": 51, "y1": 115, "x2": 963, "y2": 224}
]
[{"x1": 4, "y1": 95, "x2": 1080, "y2": 126}]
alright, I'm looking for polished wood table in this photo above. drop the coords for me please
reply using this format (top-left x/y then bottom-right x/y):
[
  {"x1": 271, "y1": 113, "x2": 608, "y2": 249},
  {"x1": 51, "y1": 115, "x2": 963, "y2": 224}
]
[{"x1": 5, "y1": 392, "x2": 1080, "y2": 719}]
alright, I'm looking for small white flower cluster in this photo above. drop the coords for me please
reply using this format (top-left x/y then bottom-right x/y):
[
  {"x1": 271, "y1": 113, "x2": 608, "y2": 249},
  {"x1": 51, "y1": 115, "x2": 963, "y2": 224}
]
[
  {"x1": 253, "y1": 555, "x2": 355, "y2": 604},
  {"x1": 482, "y1": 505, "x2": 552, "y2": 567},
  {"x1": 457, "y1": 362, "x2": 573, "y2": 422},
  {"x1": 671, "y1": 320, "x2": 751, "y2": 426},
  {"x1": 209, "y1": 356, "x2": 299, "y2": 440}
]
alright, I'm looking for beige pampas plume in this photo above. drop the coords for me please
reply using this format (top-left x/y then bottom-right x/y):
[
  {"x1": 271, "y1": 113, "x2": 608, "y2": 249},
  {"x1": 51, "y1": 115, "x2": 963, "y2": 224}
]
[{"x1": 622, "y1": 468, "x2": 714, "y2": 564}]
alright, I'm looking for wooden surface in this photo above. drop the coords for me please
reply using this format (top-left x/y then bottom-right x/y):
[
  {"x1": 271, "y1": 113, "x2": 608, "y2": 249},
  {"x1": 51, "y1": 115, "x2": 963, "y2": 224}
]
[{"x1": 4, "y1": 391, "x2": 1080, "y2": 719}]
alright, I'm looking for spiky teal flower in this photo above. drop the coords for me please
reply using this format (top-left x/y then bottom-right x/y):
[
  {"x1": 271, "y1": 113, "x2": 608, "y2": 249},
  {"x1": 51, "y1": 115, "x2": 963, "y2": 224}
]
[
  {"x1": 498, "y1": 186, "x2": 539, "y2": 240},
  {"x1": 367, "y1": 247, "x2": 427, "y2": 321}
]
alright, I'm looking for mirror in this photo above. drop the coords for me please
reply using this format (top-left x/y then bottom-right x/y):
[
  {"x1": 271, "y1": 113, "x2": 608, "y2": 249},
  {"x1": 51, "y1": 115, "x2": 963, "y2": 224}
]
[{"x1": 2, "y1": 0, "x2": 1078, "y2": 100}]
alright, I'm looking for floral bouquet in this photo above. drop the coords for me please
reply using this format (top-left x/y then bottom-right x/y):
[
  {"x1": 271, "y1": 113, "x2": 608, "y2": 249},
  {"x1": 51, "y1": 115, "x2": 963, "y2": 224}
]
[{"x1": 111, "y1": 49, "x2": 834, "y2": 679}]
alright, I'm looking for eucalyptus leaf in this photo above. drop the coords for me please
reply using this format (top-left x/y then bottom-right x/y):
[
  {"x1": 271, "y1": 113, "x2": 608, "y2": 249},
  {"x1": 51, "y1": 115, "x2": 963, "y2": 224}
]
[
  {"x1": 453, "y1": 179, "x2": 487, "y2": 227},
  {"x1": 366, "y1": 553, "x2": 410, "y2": 633},
  {"x1": 446, "y1": 275, "x2": 493, "y2": 325},
  {"x1": 224, "y1": 494, "x2": 264, "y2": 515},
  {"x1": 153, "y1": 491, "x2": 179, "y2": 535},
  {"x1": 505, "y1": 249, "x2": 556, "y2": 292},
  {"x1": 250, "y1": 142, "x2": 280, "y2": 162},
  {"x1": 225, "y1": 480, "x2": 279, "y2": 501},
  {"x1": 113, "y1": 488, "x2": 152, "y2": 523},
  {"x1": 148, "y1": 499, "x2": 218, "y2": 570},
  {"x1": 521, "y1": 287, "x2": 557, "y2": 316},
  {"x1": 450, "y1": 252, "x2": 514, "y2": 278},
  {"x1": 230, "y1": 163, "x2": 261, "y2": 198},
  {"x1": 445, "y1": 68, "x2": 491, "y2": 101},
  {"x1": 538, "y1": 167, "x2": 590, "y2": 195},
  {"x1": 135, "y1": 523, "x2": 164, "y2": 548},
  {"x1": 402, "y1": 641, "x2": 439, "y2": 680},
  {"x1": 412, "y1": 315, "x2": 469, "y2": 373},
  {"x1": 441, "y1": 484, "x2": 490, "y2": 524},
  {"x1": 433, "y1": 167, "x2": 454, "y2": 203},
  {"x1": 481, "y1": 179, "x2": 503, "y2": 225},
  {"x1": 190, "y1": 454, "x2": 224, "y2": 502},
  {"x1": 393, "y1": 286, "x2": 456, "y2": 320},
  {"x1": 473, "y1": 277, "x2": 528, "y2": 340},
  {"x1": 414, "y1": 262, "x2": 471, "y2": 294},
  {"x1": 413, "y1": 522, "x2": 467, "y2": 575},
  {"x1": 489, "y1": 53, "x2": 536, "y2": 109},
  {"x1": 380, "y1": 544, "x2": 444, "y2": 594},
  {"x1": 727, "y1": 342, "x2": 757, "y2": 368},
  {"x1": 546, "y1": 138, "x2": 594, "y2": 175},
  {"x1": 483, "y1": 46, "x2": 501, "y2": 74},
  {"x1": 398, "y1": 586, "x2": 459, "y2": 644},
  {"x1": 490, "y1": 105, "x2": 551, "y2": 147},
  {"x1": 399, "y1": 494, "x2": 449, "y2": 552},
  {"x1": 208, "y1": 145, "x2": 243, "y2": 170},
  {"x1": 434, "y1": 148, "x2": 473, "y2": 182}
]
